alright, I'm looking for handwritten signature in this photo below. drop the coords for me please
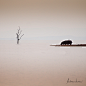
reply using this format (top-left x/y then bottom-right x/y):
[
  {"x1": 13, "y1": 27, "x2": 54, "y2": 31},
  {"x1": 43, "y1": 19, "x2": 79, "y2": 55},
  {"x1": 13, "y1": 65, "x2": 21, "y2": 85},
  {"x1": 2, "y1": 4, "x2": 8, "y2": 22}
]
[{"x1": 67, "y1": 78, "x2": 83, "y2": 83}]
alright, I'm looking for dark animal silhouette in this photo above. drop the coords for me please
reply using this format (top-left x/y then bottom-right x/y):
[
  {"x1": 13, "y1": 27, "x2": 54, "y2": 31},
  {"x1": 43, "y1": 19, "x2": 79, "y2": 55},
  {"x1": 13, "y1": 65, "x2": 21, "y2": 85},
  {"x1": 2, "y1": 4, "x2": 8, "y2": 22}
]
[{"x1": 61, "y1": 40, "x2": 72, "y2": 45}]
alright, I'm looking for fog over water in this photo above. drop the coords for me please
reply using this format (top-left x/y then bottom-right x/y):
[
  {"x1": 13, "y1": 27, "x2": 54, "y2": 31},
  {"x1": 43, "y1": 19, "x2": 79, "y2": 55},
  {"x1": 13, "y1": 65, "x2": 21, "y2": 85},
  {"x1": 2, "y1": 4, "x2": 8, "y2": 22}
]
[
  {"x1": 0, "y1": 40, "x2": 86, "y2": 86},
  {"x1": 0, "y1": 0, "x2": 86, "y2": 85}
]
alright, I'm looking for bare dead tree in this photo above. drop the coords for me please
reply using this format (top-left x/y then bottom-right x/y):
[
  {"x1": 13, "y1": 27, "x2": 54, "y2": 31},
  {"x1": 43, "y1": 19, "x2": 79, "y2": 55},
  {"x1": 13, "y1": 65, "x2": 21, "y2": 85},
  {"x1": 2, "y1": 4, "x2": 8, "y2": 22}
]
[{"x1": 16, "y1": 26, "x2": 24, "y2": 44}]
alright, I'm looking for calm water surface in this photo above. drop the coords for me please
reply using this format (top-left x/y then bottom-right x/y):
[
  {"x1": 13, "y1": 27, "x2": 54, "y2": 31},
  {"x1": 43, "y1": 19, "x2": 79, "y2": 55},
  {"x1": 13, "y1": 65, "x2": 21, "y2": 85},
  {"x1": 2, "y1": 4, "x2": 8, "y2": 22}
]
[{"x1": 0, "y1": 40, "x2": 86, "y2": 86}]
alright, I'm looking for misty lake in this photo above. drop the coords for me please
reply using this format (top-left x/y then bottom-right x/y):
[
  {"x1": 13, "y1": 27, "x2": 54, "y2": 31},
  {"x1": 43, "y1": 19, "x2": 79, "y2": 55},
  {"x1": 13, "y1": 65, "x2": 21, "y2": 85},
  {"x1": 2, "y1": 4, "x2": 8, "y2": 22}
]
[{"x1": 0, "y1": 40, "x2": 86, "y2": 86}]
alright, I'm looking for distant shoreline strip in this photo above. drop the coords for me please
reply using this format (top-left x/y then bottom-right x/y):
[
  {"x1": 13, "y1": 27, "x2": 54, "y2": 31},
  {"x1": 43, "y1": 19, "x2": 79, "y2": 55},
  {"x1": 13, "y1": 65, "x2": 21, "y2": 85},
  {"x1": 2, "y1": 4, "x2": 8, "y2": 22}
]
[{"x1": 50, "y1": 44, "x2": 86, "y2": 47}]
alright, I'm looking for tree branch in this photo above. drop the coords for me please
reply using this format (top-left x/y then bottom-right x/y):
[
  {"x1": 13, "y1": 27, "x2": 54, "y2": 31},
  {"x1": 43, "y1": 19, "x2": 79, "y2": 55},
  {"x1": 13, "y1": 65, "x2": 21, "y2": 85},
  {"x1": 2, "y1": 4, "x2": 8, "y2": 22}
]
[
  {"x1": 18, "y1": 26, "x2": 20, "y2": 34},
  {"x1": 19, "y1": 30, "x2": 22, "y2": 35},
  {"x1": 20, "y1": 34, "x2": 24, "y2": 40}
]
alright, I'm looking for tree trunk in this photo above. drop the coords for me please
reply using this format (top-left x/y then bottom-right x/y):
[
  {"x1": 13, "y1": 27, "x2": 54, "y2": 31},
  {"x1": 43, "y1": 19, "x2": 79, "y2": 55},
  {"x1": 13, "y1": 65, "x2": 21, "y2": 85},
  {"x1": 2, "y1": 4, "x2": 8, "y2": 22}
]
[{"x1": 17, "y1": 39, "x2": 19, "y2": 44}]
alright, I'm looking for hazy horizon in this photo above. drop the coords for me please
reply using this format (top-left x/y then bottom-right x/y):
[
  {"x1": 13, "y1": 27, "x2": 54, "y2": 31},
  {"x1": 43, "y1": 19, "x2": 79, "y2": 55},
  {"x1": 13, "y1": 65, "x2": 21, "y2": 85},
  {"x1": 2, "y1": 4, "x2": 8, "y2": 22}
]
[{"x1": 0, "y1": 35, "x2": 86, "y2": 40}]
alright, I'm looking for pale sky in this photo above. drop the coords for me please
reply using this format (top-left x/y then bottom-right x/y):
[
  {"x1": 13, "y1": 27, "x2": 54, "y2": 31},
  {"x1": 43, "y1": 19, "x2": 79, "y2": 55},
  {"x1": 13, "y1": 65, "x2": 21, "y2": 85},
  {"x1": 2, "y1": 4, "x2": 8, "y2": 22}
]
[{"x1": 0, "y1": 0, "x2": 86, "y2": 39}]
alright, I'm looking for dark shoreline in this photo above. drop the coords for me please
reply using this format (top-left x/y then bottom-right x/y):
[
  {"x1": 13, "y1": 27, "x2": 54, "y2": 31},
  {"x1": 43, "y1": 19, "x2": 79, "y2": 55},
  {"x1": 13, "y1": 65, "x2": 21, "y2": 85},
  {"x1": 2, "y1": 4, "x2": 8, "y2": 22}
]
[{"x1": 50, "y1": 44, "x2": 86, "y2": 47}]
